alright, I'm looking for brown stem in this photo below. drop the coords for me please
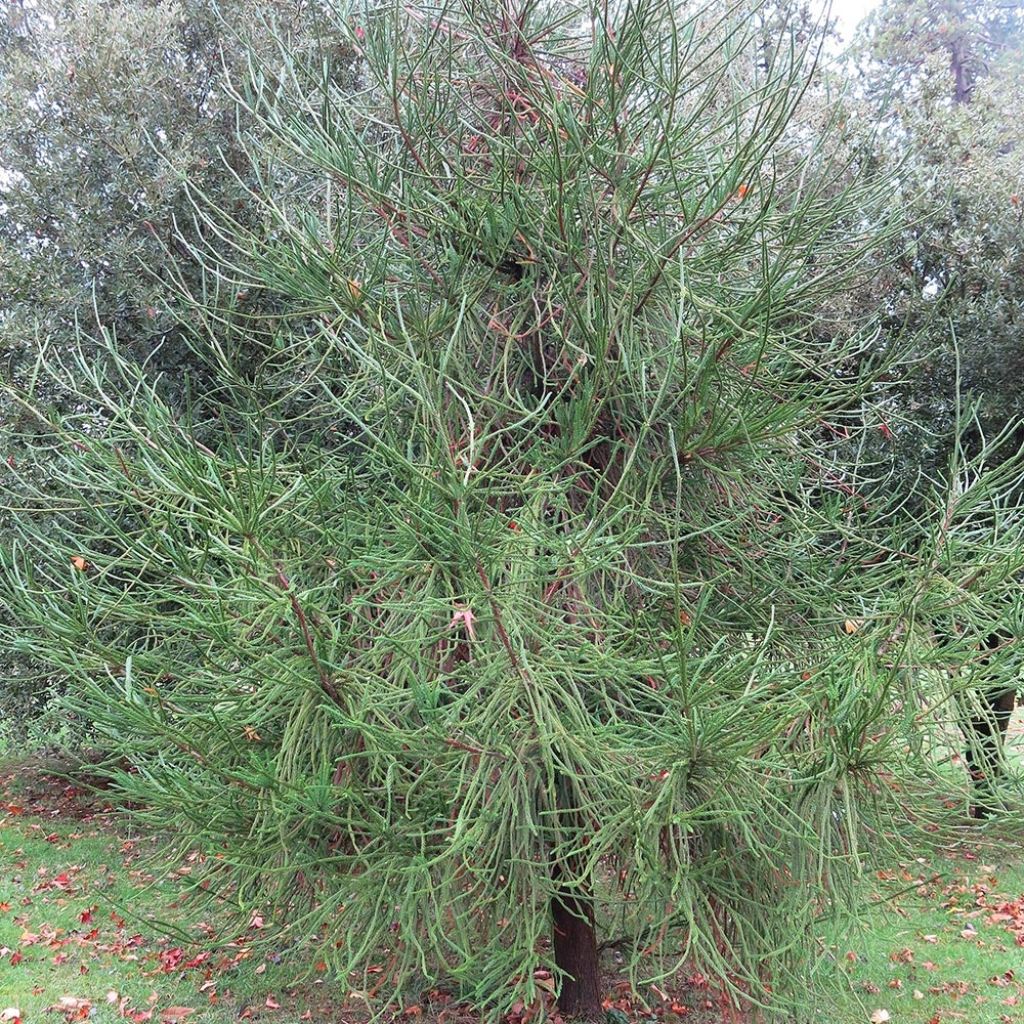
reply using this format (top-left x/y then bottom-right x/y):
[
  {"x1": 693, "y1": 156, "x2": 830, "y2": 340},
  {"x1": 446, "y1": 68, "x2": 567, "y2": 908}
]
[
  {"x1": 550, "y1": 773, "x2": 603, "y2": 1018},
  {"x1": 475, "y1": 560, "x2": 526, "y2": 678},
  {"x1": 552, "y1": 865, "x2": 602, "y2": 1018},
  {"x1": 275, "y1": 565, "x2": 345, "y2": 708}
]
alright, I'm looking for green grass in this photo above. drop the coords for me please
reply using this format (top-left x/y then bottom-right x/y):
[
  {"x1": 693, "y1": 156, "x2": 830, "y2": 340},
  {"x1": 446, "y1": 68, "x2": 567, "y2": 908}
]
[
  {"x1": 810, "y1": 715, "x2": 1024, "y2": 1024},
  {"x1": 812, "y1": 847, "x2": 1024, "y2": 1024},
  {"x1": 0, "y1": 766, "x2": 338, "y2": 1023},
  {"x1": 3, "y1": 748, "x2": 1024, "y2": 1024}
]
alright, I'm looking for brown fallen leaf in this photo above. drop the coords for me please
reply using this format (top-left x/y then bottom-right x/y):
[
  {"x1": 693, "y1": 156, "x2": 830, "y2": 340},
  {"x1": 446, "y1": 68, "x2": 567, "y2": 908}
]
[
  {"x1": 45, "y1": 997, "x2": 92, "y2": 1012},
  {"x1": 159, "y1": 1009, "x2": 195, "y2": 1024}
]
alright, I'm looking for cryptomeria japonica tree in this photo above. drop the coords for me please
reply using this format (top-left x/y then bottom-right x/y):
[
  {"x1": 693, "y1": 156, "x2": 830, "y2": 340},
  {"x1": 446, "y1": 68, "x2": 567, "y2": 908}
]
[{"x1": 4, "y1": 0, "x2": 1024, "y2": 1018}]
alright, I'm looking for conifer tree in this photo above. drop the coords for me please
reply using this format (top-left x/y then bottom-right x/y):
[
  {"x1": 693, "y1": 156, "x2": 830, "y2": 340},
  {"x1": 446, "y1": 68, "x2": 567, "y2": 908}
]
[{"x1": 3, "y1": 0, "x2": 1023, "y2": 1017}]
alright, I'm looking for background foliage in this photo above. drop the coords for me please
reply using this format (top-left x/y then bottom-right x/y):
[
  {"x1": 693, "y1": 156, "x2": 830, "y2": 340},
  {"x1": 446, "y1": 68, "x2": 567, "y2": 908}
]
[
  {"x1": 851, "y1": 0, "x2": 1024, "y2": 490},
  {"x1": 0, "y1": 0, "x2": 356, "y2": 729}
]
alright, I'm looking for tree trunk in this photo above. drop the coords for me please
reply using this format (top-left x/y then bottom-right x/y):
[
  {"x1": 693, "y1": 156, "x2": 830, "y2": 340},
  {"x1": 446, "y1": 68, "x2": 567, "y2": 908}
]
[
  {"x1": 959, "y1": 631, "x2": 1015, "y2": 819},
  {"x1": 552, "y1": 870, "x2": 603, "y2": 1018},
  {"x1": 949, "y1": 28, "x2": 972, "y2": 105}
]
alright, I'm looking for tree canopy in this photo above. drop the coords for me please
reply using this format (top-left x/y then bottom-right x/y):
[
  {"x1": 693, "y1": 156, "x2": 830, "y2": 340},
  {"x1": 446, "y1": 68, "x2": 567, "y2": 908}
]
[{"x1": 1, "y1": 1, "x2": 1023, "y2": 1019}]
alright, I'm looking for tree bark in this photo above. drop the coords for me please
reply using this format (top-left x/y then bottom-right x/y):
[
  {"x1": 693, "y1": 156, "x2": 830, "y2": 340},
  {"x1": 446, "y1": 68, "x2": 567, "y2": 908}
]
[
  {"x1": 552, "y1": 869, "x2": 603, "y2": 1018},
  {"x1": 949, "y1": 28, "x2": 972, "y2": 106},
  {"x1": 958, "y1": 631, "x2": 1016, "y2": 819}
]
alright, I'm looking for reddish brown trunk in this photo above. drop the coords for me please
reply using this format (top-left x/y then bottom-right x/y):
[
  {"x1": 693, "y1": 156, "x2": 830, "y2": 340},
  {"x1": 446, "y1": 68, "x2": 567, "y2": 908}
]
[{"x1": 552, "y1": 874, "x2": 602, "y2": 1018}]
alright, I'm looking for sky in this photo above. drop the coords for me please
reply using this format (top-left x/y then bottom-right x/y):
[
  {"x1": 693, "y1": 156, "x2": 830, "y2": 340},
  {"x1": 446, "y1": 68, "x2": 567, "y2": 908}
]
[{"x1": 827, "y1": 0, "x2": 883, "y2": 42}]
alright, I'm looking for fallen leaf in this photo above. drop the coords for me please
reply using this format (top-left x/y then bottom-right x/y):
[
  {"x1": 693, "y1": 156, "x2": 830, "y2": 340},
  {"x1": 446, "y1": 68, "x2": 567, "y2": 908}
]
[
  {"x1": 159, "y1": 1009, "x2": 195, "y2": 1024},
  {"x1": 869, "y1": 1011, "x2": 891, "y2": 1024},
  {"x1": 45, "y1": 996, "x2": 92, "y2": 1020},
  {"x1": 46, "y1": 997, "x2": 91, "y2": 1011}
]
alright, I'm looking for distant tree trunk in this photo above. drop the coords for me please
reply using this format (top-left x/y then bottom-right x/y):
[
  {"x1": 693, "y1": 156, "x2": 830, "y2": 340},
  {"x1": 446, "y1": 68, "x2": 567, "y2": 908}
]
[
  {"x1": 950, "y1": 37, "x2": 972, "y2": 104},
  {"x1": 956, "y1": 632, "x2": 1016, "y2": 819},
  {"x1": 551, "y1": 863, "x2": 602, "y2": 1018}
]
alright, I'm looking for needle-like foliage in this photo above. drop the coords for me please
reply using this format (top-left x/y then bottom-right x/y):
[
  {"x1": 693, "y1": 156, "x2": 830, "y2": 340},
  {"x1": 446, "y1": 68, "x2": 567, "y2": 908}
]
[{"x1": 2, "y1": 0, "x2": 1023, "y2": 1019}]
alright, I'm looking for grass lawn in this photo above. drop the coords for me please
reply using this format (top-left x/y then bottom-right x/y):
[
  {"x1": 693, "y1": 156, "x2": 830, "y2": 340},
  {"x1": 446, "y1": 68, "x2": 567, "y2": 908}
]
[
  {"x1": 812, "y1": 713, "x2": 1024, "y2": 1024},
  {"x1": 813, "y1": 843, "x2": 1024, "y2": 1024},
  {"x1": 0, "y1": 764, "x2": 340, "y2": 1024},
  {"x1": 3, "y1": 747, "x2": 1024, "y2": 1024}
]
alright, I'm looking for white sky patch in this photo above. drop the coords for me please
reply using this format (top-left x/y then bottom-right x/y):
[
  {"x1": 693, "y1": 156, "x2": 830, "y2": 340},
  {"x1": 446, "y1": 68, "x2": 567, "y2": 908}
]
[{"x1": 821, "y1": 0, "x2": 882, "y2": 42}]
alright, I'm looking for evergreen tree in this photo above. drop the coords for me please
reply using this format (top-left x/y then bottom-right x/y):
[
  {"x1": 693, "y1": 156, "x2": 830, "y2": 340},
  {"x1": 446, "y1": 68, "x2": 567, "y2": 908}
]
[
  {"x1": 851, "y1": 0, "x2": 1024, "y2": 488},
  {"x1": 3, "y1": 0, "x2": 1023, "y2": 1017}
]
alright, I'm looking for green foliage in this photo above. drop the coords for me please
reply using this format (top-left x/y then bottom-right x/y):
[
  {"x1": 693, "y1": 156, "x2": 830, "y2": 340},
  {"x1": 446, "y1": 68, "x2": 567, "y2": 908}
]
[
  {"x1": 850, "y1": 0, "x2": 1024, "y2": 491},
  {"x1": 2, "y1": 0, "x2": 1023, "y2": 1019},
  {"x1": 0, "y1": 0, "x2": 356, "y2": 733}
]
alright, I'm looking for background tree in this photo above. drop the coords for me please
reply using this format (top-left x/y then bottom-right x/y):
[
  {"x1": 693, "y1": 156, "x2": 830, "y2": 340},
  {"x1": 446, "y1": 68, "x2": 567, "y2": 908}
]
[
  {"x1": 0, "y1": 0, "x2": 353, "y2": 387},
  {"x1": 851, "y1": 0, "x2": 1024, "y2": 490},
  {"x1": 0, "y1": 0, "x2": 356, "y2": 733},
  {"x1": 2, "y1": 0, "x2": 1023, "y2": 1019}
]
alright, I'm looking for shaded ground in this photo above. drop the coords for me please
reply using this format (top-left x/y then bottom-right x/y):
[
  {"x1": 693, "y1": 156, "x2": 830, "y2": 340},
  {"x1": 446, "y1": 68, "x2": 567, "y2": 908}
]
[
  {"x1": 3, "y1": 753, "x2": 1024, "y2": 1024},
  {"x1": 0, "y1": 762, "x2": 340, "y2": 1024},
  {"x1": 0, "y1": 761, "x2": 726, "y2": 1024}
]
